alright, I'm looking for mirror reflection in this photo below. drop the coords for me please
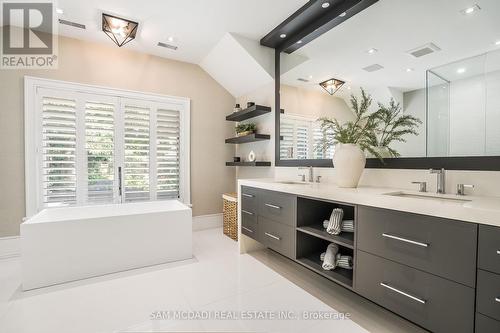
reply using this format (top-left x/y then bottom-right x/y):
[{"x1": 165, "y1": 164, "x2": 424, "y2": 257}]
[{"x1": 279, "y1": 0, "x2": 500, "y2": 160}]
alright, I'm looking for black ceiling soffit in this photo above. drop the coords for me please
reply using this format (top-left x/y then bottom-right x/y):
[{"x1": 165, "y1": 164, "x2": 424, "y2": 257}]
[{"x1": 260, "y1": 0, "x2": 379, "y2": 53}]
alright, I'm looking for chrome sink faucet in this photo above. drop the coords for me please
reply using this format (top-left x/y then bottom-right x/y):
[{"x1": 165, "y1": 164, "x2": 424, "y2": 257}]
[
  {"x1": 430, "y1": 168, "x2": 446, "y2": 194},
  {"x1": 299, "y1": 166, "x2": 314, "y2": 182}
]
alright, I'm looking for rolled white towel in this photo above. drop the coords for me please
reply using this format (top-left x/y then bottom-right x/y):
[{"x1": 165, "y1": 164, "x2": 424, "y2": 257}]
[
  {"x1": 336, "y1": 253, "x2": 353, "y2": 270},
  {"x1": 323, "y1": 219, "x2": 354, "y2": 233},
  {"x1": 322, "y1": 243, "x2": 339, "y2": 270},
  {"x1": 327, "y1": 208, "x2": 343, "y2": 235}
]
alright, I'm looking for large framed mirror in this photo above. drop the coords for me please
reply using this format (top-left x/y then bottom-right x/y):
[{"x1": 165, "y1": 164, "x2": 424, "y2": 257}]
[{"x1": 272, "y1": 0, "x2": 500, "y2": 170}]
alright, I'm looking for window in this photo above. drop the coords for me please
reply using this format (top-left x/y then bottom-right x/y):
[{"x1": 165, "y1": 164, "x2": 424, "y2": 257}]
[
  {"x1": 25, "y1": 77, "x2": 190, "y2": 216},
  {"x1": 280, "y1": 114, "x2": 335, "y2": 160}
]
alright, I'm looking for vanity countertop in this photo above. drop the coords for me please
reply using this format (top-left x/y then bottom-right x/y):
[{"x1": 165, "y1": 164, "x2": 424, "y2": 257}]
[{"x1": 238, "y1": 178, "x2": 500, "y2": 227}]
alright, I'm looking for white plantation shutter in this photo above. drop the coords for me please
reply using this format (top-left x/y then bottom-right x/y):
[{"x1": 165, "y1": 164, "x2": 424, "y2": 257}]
[
  {"x1": 296, "y1": 122, "x2": 309, "y2": 160},
  {"x1": 156, "y1": 108, "x2": 180, "y2": 199},
  {"x1": 123, "y1": 102, "x2": 151, "y2": 202},
  {"x1": 41, "y1": 95, "x2": 78, "y2": 206},
  {"x1": 280, "y1": 119, "x2": 295, "y2": 159},
  {"x1": 85, "y1": 99, "x2": 116, "y2": 204},
  {"x1": 28, "y1": 78, "x2": 190, "y2": 215}
]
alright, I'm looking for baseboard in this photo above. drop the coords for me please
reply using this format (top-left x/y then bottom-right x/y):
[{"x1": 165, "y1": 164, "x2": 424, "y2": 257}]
[
  {"x1": 0, "y1": 236, "x2": 20, "y2": 260},
  {"x1": 192, "y1": 213, "x2": 223, "y2": 231}
]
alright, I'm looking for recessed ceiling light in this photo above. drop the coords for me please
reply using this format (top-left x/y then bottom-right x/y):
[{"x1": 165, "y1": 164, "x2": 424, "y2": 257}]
[
  {"x1": 406, "y1": 68, "x2": 414, "y2": 72},
  {"x1": 457, "y1": 68, "x2": 466, "y2": 74},
  {"x1": 308, "y1": 75, "x2": 313, "y2": 79},
  {"x1": 167, "y1": 36, "x2": 175, "y2": 42},
  {"x1": 280, "y1": 33, "x2": 287, "y2": 39},
  {"x1": 495, "y1": 40, "x2": 500, "y2": 46},
  {"x1": 321, "y1": 2, "x2": 330, "y2": 8},
  {"x1": 339, "y1": 12, "x2": 347, "y2": 17},
  {"x1": 297, "y1": 40, "x2": 302, "y2": 44},
  {"x1": 460, "y1": 4, "x2": 480, "y2": 15},
  {"x1": 367, "y1": 48, "x2": 378, "y2": 54},
  {"x1": 56, "y1": 8, "x2": 64, "y2": 14},
  {"x1": 347, "y1": 86, "x2": 351, "y2": 90}
]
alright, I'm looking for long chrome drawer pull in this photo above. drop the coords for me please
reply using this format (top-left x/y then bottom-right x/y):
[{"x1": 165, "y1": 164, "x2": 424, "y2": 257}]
[
  {"x1": 241, "y1": 226, "x2": 254, "y2": 233},
  {"x1": 495, "y1": 297, "x2": 500, "y2": 303},
  {"x1": 241, "y1": 209, "x2": 254, "y2": 215},
  {"x1": 382, "y1": 233, "x2": 429, "y2": 248},
  {"x1": 265, "y1": 232, "x2": 281, "y2": 241},
  {"x1": 242, "y1": 193, "x2": 254, "y2": 198},
  {"x1": 265, "y1": 203, "x2": 282, "y2": 210},
  {"x1": 380, "y1": 282, "x2": 427, "y2": 304}
]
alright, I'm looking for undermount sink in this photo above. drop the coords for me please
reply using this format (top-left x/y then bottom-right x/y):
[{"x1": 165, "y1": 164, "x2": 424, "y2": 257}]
[
  {"x1": 274, "y1": 181, "x2": 311, "y2": 185},
  {"x1": 384, "y1": 191, "x2": 472, "y2": 203}
]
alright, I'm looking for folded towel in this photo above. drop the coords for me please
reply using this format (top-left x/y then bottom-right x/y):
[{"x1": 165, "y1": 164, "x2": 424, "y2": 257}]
[
  {"x1": 323, "y1": 219, "x2": 354, "y2": 233},
  {"x1": 320, "y1": 252, "x2": 354, "y2": 270},
  {"x1": 326, "y1": 208, "x2": 343, "y2": 235},
  {"x1": 336, "y1": 253, "x2": 353, "y2": 270},
  {"x1": 322, "y1": 243, "x2": 339, "y2": 270}
]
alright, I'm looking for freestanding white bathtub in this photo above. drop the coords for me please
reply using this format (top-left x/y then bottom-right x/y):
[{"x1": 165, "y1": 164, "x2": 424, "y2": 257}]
[{"x1": 21, "y1": 200, "x2": 192, "y2": 290}]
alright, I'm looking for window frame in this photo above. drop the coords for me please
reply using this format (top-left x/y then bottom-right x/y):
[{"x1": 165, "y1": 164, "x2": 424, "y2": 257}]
[{"x1": 24, "y1": 76, "x2": 191, "y2": 217}]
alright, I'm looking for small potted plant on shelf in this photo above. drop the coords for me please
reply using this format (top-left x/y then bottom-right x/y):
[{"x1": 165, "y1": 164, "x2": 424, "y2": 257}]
[{"x1": 235, "y1": 123, "x2": 257, "y2": 137}]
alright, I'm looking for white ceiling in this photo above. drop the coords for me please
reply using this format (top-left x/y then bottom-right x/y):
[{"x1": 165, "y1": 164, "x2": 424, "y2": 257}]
[
  {"x1": 52, "y1": 0, "x2": 307, "y2": 64},
  {"x1": 280, "y1": 0, "x2": 500, "y2": 96}
]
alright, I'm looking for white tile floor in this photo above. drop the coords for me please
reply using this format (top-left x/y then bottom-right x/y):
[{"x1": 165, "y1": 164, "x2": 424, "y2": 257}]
[{"x1": 0, "y1": 228, "x2": 426, "y2": 333}]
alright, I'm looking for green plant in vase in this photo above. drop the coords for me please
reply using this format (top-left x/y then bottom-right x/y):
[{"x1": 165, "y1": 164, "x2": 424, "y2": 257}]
[
  {"x1": 235, "y1": 123, "x2": 257, "y2": 137},
  {"x1": 373, "y1": 98, "x2": 422, "y2": 158}
]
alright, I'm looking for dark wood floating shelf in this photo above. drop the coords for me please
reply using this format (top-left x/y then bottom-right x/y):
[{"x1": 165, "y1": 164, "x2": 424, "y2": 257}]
[
  {"x1": 225, "y1": 133, "x2": 271, "y2": 144},
  {"x1": 226, "y1": 104, "x2": 271, "y2": 122},
  {"x1": 297, "y1": 254, "x2": 353, "y2": 288},
  {"x1": 225, "y1": 161, "x2": 272, "y2": 167},
  {"x1": 297, "y1": 225, "x2": 354, "y2": 249}
]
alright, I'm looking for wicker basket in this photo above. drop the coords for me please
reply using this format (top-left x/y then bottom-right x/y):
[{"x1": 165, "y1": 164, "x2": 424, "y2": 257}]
[{"x1": 222, "y1": 193, "x2": 238, "y2": 241}]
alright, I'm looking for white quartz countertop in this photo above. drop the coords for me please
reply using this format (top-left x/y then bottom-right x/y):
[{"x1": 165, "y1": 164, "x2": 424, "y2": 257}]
[{"x1": 238, "y1": 178, "x2": 500, "y2": 228}]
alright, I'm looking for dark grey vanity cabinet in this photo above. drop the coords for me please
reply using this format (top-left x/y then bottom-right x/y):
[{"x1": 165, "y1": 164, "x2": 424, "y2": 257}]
[
  {"x1": 240, "y1": 186, "x2": 296, "y2": 259},
  {"x1": 240, "y1": 185, "x2": 500, "y2": 333},
  {"x1": 476, "y1": 225, "x2": 500, "y2": 331}
]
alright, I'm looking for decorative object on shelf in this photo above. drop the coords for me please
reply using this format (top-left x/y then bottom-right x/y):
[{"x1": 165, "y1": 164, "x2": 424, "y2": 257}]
[
  {"x1": 247, "y1": 102, "x2": 255, "y2": 108},
  {"x1": 320, "y1": 252, "x2": 353, "y2": 270},
  {"x1": 235, "y1": 123, "x2": 257, "y2": 137},
  {"x1": 247, "y1": 150, "x2": 256, "y2": 162},
  {"x1": 372, "y1": 98, "x2": 422, "y2": 158},
  {"x1": 102, "y1": 13, "x2": 138, "y2": 47},
  {"x1": 322, "y1": 243, "x2": 339, "y2": 270},
  {"x1": 233, "y1": 157, "x2": 241, "y2": 162},
  {"x1": 233, "y1": 104, "x2": 242, "y2": 113},
  {"x1": 326, "y1": 208, "x2": 343, "y2": 235},
  {"x1": 316, "y1": 88, "x2": 381, "y2": 188},
  {"x1": 319, "y1": 78, "x2": 345, "y2": 95},
  {"x1": 323, "y1": 219, "x2": 354, "y2": 233}
]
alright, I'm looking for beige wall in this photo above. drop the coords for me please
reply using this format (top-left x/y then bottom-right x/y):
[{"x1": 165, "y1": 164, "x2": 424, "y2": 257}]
[{"x1": 0, "y1": 32, "x2": 236, "y2": 237}]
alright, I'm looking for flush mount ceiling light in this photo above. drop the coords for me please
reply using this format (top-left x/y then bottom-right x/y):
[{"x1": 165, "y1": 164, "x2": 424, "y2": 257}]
[
  {"x1": 457, "y1": 67, "x2": 467, "y2": 74},
  {"x1": 367, "y1": 48, "x2": 378, "y2": 54},
  {"x1": 319, "y1": 78, "x2": 345, "y2": 95},
  {"x1": 460, "y1": 4, "x2": 480, "y2": 15},
  {"x1": 102, "y1": 13, "x2": 138, "y2": 47}
]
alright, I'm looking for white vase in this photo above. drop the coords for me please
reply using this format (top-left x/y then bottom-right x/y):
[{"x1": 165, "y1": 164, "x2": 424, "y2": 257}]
[{"x1": 333, "y1": 143, "x2": 366, "y2": 188}]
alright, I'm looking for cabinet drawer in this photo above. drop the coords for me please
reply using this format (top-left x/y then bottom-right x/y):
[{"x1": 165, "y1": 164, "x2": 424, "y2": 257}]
[
  {"x1": 241, "y1": 210, "x2": 258, "y2": 241},
  {"x1": 357, "y1": 206, "x2": 477, "y2": 287},
  {"x1": 241, "y1": 186, "x2": 260, "y2": 213},
  {"x1": 476, "y1": 269, "x2": 500, "y2": 322},
  {"x1": 259, "y1": 190, "x2": 296, "y2": 226},
  {"x1": 259, "y1": 217, "x2": 294, "y2": 259},
  {"x1": 476, "y1": 313, "x2": 500, "y2": 333},
  {"x1": 355, "y1": 250, "x2": 475, "y2": 333},
  {"x1": 478, "y1": 225, "x2": 500, "y2": 275}
]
